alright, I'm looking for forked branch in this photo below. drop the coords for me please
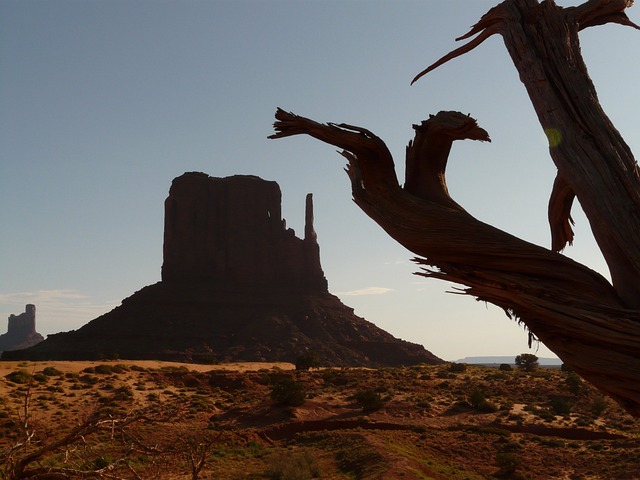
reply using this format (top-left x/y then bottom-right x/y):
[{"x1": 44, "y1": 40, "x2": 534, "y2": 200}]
[{"x1": 270, "y1": 0, "x2": 640, "y2": 416}]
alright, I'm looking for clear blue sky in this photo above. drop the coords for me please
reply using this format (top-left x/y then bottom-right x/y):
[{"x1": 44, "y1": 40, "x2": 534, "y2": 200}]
[{"x1": 1, "y1": 0, "x2": 638, "y2": 361}]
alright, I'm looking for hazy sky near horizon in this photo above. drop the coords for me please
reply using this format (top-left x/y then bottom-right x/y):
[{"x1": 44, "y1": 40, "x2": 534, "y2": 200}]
[{"x1": 2, "y1": 0, "x2": 639, "y2": 361}]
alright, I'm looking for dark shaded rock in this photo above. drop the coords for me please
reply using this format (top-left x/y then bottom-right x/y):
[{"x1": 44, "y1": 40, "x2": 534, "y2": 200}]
[
  {"x1": 3, "y1": 173, "x2": 442, "y2": 367},
  {"x1": 0, "y1": 304, "x2": 44, "y2": 353},
  {"x1": 162, "y1": 173, "x2": 327, "y2": 291}
]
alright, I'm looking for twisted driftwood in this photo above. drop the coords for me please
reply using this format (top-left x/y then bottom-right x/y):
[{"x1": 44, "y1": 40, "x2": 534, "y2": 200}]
[{"x1": 269, "y1": 0, "x2": 640, "y2": 417}]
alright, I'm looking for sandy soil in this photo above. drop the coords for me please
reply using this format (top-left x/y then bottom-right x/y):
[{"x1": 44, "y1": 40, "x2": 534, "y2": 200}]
[{"x1": 0, "y1": 359, "x2": 295, "y2": 377}]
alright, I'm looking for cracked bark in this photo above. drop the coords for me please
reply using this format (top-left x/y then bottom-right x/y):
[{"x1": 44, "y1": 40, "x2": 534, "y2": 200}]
[{"x1": 269, "y1": 0, "x2": 640, "y2": 417}]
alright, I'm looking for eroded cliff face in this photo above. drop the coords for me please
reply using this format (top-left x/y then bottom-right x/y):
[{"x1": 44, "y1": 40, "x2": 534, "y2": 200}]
[
  {"x1": 162, "y1": 173, "x2": 327, "y2": 291},
  {"x1": 0, "y1": 304, "x2": 44, "y2": 353}
]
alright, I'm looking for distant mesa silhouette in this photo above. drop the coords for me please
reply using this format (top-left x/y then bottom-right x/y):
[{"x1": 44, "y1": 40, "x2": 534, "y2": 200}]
[
  {"x1": 0, "y1": 304, "x2": 44, "y2": 354},
  {"x1": 3, "y1": 173, "x2": 442, "y2": 366}
]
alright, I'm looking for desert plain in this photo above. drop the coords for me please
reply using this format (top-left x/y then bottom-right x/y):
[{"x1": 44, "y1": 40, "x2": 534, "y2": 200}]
[{"x1": 1, "y1": 360, "x2": 638, "y2": 479}]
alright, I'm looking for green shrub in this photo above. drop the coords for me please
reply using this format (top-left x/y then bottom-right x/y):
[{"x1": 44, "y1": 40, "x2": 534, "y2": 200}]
[
  {"x1": 549, "y1": 397, "x2": 572, "y2": 415},
  {"x1": 270, "y1": 379, "x2": 306, "y2": 407},
  {"x1": 32, "y1": 373, "x2": 48, "y2": 383},
  {"x1": 5, "y1": 369, "x2": 32, "y2": 384},
  {"x1": 42, "y1": 367, "x2": 63, "y2": 377},
  {"x1": 591, "y1": 396, "x2": 608, "y2": 417},
  {"x1": 468, "y1": 388, "x2": 498, "y2": 413},
  {"x1": 354, "y1": 390, "x2": 385, "y2": 412},
  {"x1": 565, "y1": 372, "x2": 583, "y2": 395},
  {"x1": 112, "y1": 364, "x2": 130, "y2": 373},
  {"x1": 94, "y1": 364, "x2": 114, "y2": 375},
  {"x1": 499, "y1": 363, "x2": 512, "y2": 371}
]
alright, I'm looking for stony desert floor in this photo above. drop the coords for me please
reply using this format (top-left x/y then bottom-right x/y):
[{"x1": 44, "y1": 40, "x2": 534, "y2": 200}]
[{"x1": 0, "y1": 360, "x2": 638, "y2": 479}]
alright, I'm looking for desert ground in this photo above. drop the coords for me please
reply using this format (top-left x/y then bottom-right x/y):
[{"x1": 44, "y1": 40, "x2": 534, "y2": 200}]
[{"x1": 1, "y1": 360, "x2": 638, "y2": 479}]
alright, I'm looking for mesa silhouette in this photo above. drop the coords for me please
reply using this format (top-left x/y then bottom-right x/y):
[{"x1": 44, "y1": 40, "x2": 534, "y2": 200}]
[{"x1": 3, "y1": 173, "x2": 441, "y2": 366}]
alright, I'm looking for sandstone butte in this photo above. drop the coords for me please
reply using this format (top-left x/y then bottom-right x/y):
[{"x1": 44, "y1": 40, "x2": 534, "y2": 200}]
[
  {"x1": 0, "y1": 304, "x2": 44, "y2": 354},
  {"x1": 2, "y1": 173, "x2": 442, "y2": 366}
]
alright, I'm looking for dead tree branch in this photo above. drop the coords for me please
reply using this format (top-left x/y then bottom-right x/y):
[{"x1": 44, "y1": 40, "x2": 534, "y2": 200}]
[{"x1": 269, "y1": 0, "x2": 640, "y2": 416}]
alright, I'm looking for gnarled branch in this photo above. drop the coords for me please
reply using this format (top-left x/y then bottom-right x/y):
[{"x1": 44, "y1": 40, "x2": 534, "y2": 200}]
[{"x1": 269, "y1": 0, "x2": 640, "y2": 417}]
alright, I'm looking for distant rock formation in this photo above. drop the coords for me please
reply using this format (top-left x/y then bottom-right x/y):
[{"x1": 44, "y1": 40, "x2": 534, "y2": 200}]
[
  {"x1": 3, "y1": 173, "x2": 442, "y2": 366},
  {"x1": 0, "y1": 304, "x2": 44, "y2": 353}
]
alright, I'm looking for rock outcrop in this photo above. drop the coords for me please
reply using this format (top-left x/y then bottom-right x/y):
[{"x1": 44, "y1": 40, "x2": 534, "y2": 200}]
[
  {"x1": 0, "y1": 304, "x2": 44, "y2": 353},
  {"x1": 162, "y1": 173, "x2": 326, "y2": 291},
  {"x1": 3, "y1": 173, "x2": 442, "y2": 366}
]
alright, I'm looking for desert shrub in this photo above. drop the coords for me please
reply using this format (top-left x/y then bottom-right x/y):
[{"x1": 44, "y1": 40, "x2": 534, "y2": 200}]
[
  {"x1": 6, "y1": 369, "x2": 32, "y2": 384},
  {"x1": 468, "y1": 388, "x2": 498, "y2": 413},
  {"x1": 549, "y1": 397, "x2": 572, "y2": 415},
  {"x1": 79, "y1": 374, "x2": 98, "y2": 385},
  {"x1": 499, "y1": 363, "x2": 512, "y2": 371},
  {"x1": 515, "y1": 353, "x2": 539, "y2": 371},
  {"x1": 264, "y1": 450, "x2": 320, "y2": 479},
  {"x1": 129, "y1": 365, "x2": 146, "y2": 372},
  {"x1": 354, "y1": 390, "x2": 385, "y2": 412},
  {"x1": 270, "y1": 379, "x2": 306, "y2": 407},
  {"x1": 448, "y1": 363, "x2": 466, "y2": 373},
  {"x1": 295, "y1": 352, "x2": 319, "y2": 371},
  {"x1": 42, "y1": 367, "x2": 63, "y2": 377},
  {"x1": 32, "y1": 373, "x2": 48, "y2": 383},
  {"x1": 112, "y1": 364, "x2": 130, "y2": 373},
  {"x1": 94, "y1": 364, "x2": 114, "y2": 375},
  {"x1": 591, "y1": 396, "x2": 608, "y2": 417},
  {"x1": 495, "y1": 452, "x2": 520, "y2": 477},
  {"x1": 565, "y1": 372, "x2": 583, "y2": 395},
  {"x1": 189, "y1": 395, "x2": 213, "y2": 412}
]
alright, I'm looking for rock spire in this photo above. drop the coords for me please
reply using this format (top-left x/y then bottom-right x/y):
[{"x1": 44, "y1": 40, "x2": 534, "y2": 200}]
[{"x1": 0, "y1": 304, "x2": 44, "y2": 353}]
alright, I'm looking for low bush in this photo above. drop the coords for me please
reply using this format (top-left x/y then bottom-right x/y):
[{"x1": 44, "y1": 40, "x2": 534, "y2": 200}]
[
  {"x1": 354, "y1": 390, "x2": 385, "y2": 412},
  {"x1": 468, "y1": 388, "x2": 498, "y2": 413},
  {"x1": 6, "y1": 369, "x2": 32, "y2": 384},
  {"x1": 549, "y1": 397, "x2": 572, "y2": 415},
  {"x1": 495, "y1": 452, "x2": 520, "y2": 477},
  {"x1": 270, "y1": 379, "x2": 306, "y2": 407},
  {"x1": 42, "y1": 367, "x2": 63, "y2": 377},
  {"x1": 94, "y1": 365, "x2": 114, "y2": 375}
]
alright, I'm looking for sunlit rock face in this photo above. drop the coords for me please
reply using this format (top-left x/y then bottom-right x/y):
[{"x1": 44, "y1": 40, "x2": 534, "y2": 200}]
[
  {"x1": 0, "y1": 304, "x2": 44, "y2": 353},
  {"x1": 2, "y1": 173, "x2": 441, "y2": 367}
]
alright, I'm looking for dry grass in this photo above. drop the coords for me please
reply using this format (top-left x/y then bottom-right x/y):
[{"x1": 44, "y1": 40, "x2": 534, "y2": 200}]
[{"x1": 0, "y1": 360, "x2": 638, "y2": 479}]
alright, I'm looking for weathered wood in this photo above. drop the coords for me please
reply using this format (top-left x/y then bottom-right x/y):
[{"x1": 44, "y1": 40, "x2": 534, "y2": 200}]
[{"x1": 269, "y1": 0, "x2": 640, "y2": 417}]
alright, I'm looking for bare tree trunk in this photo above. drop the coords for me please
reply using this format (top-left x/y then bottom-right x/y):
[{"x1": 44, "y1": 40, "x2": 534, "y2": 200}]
[{"x1": 269, "y1": 0, "x2": 640, "y2": 417}]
